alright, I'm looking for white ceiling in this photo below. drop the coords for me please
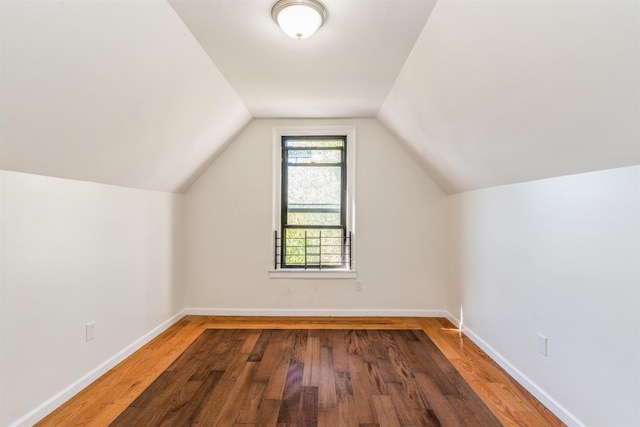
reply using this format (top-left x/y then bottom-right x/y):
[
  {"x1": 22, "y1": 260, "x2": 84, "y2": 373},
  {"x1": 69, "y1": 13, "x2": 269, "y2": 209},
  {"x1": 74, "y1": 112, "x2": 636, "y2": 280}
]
[
  {"x1": 1, "y1": 0, "x2": 638, "y2": 194},
  {"x1": 168, "y1": 0, "x2": 437, "y2": 118}
]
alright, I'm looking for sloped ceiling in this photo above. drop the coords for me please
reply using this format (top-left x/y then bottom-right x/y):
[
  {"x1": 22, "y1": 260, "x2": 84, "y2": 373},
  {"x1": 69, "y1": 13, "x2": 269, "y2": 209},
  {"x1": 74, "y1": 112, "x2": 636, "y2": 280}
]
[
  {"x1": 0, "y1": 0, "x2": 251, "y2": 193},
  {"x1": 168, "y1": 0, "x2": 437, "y2": 118},
  {"x1": 379, "y1": 0, "x2": 640, "y2": 194},
  {"x1": 1, "y1": 0, "x2": 638, "y2": 194}
]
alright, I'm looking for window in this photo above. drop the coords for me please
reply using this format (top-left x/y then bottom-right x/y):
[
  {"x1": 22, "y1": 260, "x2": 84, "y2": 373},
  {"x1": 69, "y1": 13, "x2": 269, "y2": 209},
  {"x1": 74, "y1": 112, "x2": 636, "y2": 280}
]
[
  {"x1": 281, "y1": 136, "x2": 347, "y2": 268},
  {"x1": 271, "y1": 126, "x2": 356, "y2": 278}
]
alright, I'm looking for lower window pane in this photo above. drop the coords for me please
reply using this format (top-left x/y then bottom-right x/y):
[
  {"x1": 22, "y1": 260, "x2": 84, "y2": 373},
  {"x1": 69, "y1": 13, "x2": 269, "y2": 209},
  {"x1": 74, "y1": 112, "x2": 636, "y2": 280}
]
[
  {"x1": 283, "y1": 228, "x2": 344, "y2": 267},
  {"x1": 287, "y1": 212, "x2": 340, "y2": 226}
]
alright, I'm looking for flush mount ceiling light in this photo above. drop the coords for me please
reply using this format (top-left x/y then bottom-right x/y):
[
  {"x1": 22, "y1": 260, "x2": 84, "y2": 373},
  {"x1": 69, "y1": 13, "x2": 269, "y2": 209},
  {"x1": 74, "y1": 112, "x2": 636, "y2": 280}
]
[{"x1": 272, "y1": 0, "x2": 327, "y2": 39}]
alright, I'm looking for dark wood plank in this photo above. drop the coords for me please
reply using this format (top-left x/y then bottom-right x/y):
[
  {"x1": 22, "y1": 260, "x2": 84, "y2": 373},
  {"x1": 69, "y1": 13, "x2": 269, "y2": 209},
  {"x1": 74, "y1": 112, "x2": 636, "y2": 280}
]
[
  {"x1": 447, "y1": 394, "x2": 502, "y2": 427},
  {"x1": 127, "y1": 371, "x2": 176, "y2": 408},
  {"x1": 330, "y1": 330, "x2": 350, "y2": 372},
  {"x1": 290, "y1": 329, "x2": 309, "y2": 363},
  {"x1": 254, "y1": 399, "x2": 281, "y2": 426},
  {"x1": 319, "y1": 346, "x2": 338, "y2": 408},
  {"x1": 255, "y1": 330, "x2": 294, "y2": 382},
  {"x1": 363, "y1": 361, "x2": 389, "y2": 395},
  {"x1": 387, "y1": 382, "x2": 442, "y2": 427},
  {"x1": 355, "y1": 329, "x2": 378, "y2": 363},
  {"x1": 372, "y1": 337, "x2": 402, "y2": 384},
  {"x1": 277, "y1": 362, "x2": 304, "y2": 423},
  {"x1": 113, "y1": 367, "x2": 196, "y2": 424},
  {"x1": 414, "y1": 372, "x2": 465, "y2": 427},
  {"x1": 319, "y1": 407, "x2": 339, "y2": 426},
  {"x1": 407, "y1": 338, "x2": 459, "y2": 395},
  {"x1": 348, "y1": 354, "x2": 378, "y2": 424},
  {"x1": 214, "y1": 362, "x2": 260, "y2": 425},
  {"x1": 109, "y1": 328, "x2": 525, "y2": 427},
  {"x1": 372, "y1": 394, "x2": 401, "y2": 427},
  {"x1": 414, "y1": 331, "x2": 459, "y2": 374},
  {"x1": 263, "y1": 353, "x2": 291, "y2": 400},
  {"x1": 108, "y1": 406, "x2": 143, "y2": 426},
  {"x1": 163, "y1": 370, "x2": 224, "y2": 426},
  {"x1": 247, "y1": 329, "x2": 272, "y2": 362},
  {"x1": 302, "y1": 335, "x2": 321, "y2": 387},
  {"x1": 335, "y1": 371, "x2": 354, "y2": 396},
  {"x1": 236, "y1": 381, "x2": 267, "y2": 423},
  {"x1": 300, "y1": 386, "x2": 319, "y2": 425},
  {"x1": 163, "y1": 328, "x2": 217, "y2": 372},
  {"x1": 153, "y1": 380, "x2": 203, "y2": 426},
  {"x1": 337, "y1": 394, "x2": 357, "y2": 427},
  {"x1": 191, "y1": 344, "x2": 254, "y2": 425}
]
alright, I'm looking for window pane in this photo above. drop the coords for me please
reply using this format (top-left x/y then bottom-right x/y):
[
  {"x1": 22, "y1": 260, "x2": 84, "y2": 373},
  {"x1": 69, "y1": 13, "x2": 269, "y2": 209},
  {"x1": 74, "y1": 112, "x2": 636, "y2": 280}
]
[
  {"x1": 288, "y1": 166, "x2": 341, "y2": 206},
  {"x1": 288, "y1": 203, "x2": 339, "y2": 211},
  {"x1": 285, "y1": 138, "x2": 344, "y2": 148},
  {"x1": 287, "y1": 149, "x2": 341, "y2": 164},
  {"x1": 287, "y1": 212, "x2": 340, "y2": 226},
  {"x1": 283, "y1": 228, "x2": 306, "y2": 266},
  {"x1": 283, "y1": 228, "x2": 344, "y2": 267}
]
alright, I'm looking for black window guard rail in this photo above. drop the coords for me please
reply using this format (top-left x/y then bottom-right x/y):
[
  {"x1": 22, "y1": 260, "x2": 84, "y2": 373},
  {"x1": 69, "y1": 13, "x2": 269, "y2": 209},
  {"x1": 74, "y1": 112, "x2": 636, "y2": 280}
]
[{"x1": 274, "y1": 229, "x2": 352, "y2": 270}]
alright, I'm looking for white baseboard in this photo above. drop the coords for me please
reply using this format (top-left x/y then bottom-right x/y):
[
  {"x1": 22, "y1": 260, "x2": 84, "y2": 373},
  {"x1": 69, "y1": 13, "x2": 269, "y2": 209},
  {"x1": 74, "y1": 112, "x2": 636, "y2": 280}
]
[
  {"x1": 10, "y1": 310, "x2": 186, "y2": 427},
  {"x1": 445, "y1": 313, "x2": 585, "y2": 427},
  {"x1": 184, "y1": 307, "x2": 450, "y2": 317}
]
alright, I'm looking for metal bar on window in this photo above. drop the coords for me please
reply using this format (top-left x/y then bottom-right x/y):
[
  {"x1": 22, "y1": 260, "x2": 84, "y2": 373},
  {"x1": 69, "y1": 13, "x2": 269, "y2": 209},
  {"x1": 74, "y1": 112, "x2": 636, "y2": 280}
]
[
  {"x1": 319, "y1": 229, "x2": 322, "y2": 270},
  {"x1": 274, "y1": 230, "x2": 278, "y2": 270},
  {"x1": 274, "y1": 230, "x2": 350, "y2": 270}
]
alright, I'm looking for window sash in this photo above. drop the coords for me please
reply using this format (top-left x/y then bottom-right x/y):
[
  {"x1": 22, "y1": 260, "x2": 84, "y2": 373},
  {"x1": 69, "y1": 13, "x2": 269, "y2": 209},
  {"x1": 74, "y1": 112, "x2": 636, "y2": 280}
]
[{"x1": 281, "y1": 135, "x2": 347, "y2": 269}]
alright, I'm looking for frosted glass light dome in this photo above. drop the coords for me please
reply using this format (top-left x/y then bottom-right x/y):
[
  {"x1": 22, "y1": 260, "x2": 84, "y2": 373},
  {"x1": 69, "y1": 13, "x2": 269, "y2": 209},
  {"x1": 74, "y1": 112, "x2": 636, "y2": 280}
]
[{"x1": 272, "y1": 0, "x2": 327, "y2": 39}]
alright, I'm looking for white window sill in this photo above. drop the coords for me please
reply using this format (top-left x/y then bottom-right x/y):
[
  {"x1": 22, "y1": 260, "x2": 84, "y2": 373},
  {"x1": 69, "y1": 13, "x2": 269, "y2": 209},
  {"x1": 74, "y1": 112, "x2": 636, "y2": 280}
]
[{"x1": 269, "y1": 269, "x2": 357, "y2": 279}]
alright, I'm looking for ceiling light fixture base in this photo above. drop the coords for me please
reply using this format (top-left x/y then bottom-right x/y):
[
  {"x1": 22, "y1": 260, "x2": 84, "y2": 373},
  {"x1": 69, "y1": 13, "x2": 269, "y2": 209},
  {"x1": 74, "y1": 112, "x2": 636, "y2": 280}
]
[{"x1": 272, "y1": 0, "x2": 327, "y2": 39}]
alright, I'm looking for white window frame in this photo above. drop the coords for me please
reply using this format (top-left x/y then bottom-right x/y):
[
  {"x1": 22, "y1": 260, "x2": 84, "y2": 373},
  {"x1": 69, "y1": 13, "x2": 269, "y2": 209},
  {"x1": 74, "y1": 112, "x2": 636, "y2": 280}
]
[{"x1": 270, "y1": 125, "x2": 357, "y2": 279}]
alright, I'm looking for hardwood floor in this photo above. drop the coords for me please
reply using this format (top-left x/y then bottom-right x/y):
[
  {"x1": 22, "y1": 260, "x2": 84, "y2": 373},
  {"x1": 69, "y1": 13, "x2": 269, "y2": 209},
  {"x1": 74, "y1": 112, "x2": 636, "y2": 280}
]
[
  {"x1": 35, "y1": 316, "x2": 565, "y2": 427},
  {"x1": 109, "y1": 329, "x2": 501, "y2": 426}
]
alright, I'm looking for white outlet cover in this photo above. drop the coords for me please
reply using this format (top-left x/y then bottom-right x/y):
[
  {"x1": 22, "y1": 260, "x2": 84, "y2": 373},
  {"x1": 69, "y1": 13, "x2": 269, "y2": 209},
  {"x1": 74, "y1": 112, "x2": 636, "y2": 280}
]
[
  {"x1": 86, "y1": 322, "x2": 96, "y2": 342},
  {"x1": 537, "y1": 334, "x2": 547, "y2": 357}
]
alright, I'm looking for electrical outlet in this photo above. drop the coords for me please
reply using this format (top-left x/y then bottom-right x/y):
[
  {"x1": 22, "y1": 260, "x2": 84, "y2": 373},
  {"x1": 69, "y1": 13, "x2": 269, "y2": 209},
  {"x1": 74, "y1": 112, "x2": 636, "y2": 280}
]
[
  {"x1": 537, "y1": 333, "x2": 547, "y2": 357},
  {"x1": 86, "y1": 321, "x2": 96, "y2": 342},
  {"x1": 355, "y1": 280, "x2": 363, "y2": 291}
]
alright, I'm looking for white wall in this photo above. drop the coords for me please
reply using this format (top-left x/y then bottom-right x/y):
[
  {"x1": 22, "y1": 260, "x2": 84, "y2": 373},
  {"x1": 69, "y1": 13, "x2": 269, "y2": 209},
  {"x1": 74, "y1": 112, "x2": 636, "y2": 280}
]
[
  {"x1": 0, "y1": 171, "x2": 184, "y2": 426},
  {"x1": 184, "y1": 119, "x2": 448, "y2": 314},
  {"x1": 447, "y1": 166, "x2": 640, "y2": 427}
]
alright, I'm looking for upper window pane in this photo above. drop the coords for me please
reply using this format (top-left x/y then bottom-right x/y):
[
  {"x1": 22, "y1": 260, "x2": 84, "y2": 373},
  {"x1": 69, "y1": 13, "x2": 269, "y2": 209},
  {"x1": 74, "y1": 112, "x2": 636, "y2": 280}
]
[
  {"x1": 287, "y1": 166, "x2": 341, "y2": 206},
  {"x1": 285, "y1": 138, "x2": 344, "y2": 148},
  {"x1": 286, "y1": 149, "x2": 342, "y2": 164},
  {"x1": 287, "y1": 212, "x2": 341, "y2": 226}
]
